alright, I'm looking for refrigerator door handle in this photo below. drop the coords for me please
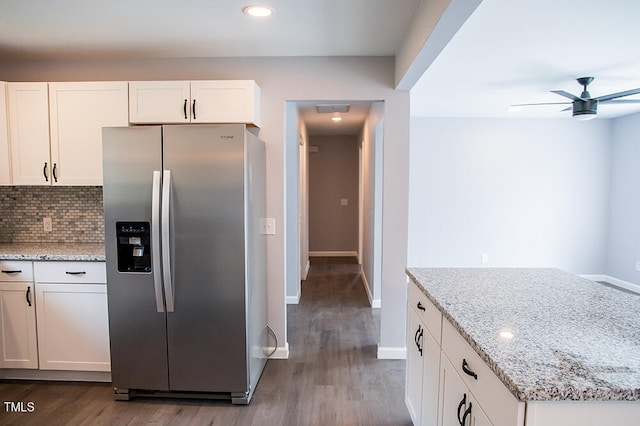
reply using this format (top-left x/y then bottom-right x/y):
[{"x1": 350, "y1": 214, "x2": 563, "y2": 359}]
[
  {"x1": 162, "y1": 170, "x2": 175, "y2": 312},
  {"x1": 152, "y1": 171, "x2": 165, "y2": 313}
]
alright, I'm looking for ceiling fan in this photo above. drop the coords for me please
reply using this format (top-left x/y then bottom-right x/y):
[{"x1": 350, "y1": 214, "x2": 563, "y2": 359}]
[{"x1": 512, "y1": 77, "x2": 640, "y2": 120}]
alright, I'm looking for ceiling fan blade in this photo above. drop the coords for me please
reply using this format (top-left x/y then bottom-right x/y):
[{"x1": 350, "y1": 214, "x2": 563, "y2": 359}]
[
  {"x1": 601, "y1": 99, "x2": 640, "y2": 104},
  {"x1": 595, "y1": 87, "x2": 640, "y2": 103},
  {"x1": 561, "y1": 106, "x2": 572, "y2": 112},
  {"x1": 551, "y1": 90, "x2": 582, "y2": 101},
  {"x1": 511, "y1": 102, "x2": 571, "y2": 107}
]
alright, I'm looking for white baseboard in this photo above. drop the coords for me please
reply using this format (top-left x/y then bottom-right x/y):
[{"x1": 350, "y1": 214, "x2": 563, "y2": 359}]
[
  {"x1": 268, "y1": 343, "x2": 289, "y2": 359},
  {"x1": 286, "y1": 293, "x2": 300, "y2": 304},
  {"x1": 360, "y1": 265, "x2": 381, "y2": 308},
  {"x1": 580, "y1": 274, "x2": 640, "y2": 294},
  {"x1": 302, "y1": 260, "x2": 310, "y2": 280},
  {"x1": 377, "y1": 346, "x2": 407, "y2": 360},
  {"x1": 309, "y1": 251, "x2": 358, "y2": 257}
]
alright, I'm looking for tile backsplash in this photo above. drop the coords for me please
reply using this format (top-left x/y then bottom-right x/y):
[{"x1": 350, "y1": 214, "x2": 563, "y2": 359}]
[{"x1": 0, "y1": 186, "x2": 104, "y2": 243}]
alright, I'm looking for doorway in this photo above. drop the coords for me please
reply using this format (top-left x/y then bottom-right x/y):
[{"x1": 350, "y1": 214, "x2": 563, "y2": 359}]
[{"x1": 285, "y1": 100, "x2": 384, "y2": 308}]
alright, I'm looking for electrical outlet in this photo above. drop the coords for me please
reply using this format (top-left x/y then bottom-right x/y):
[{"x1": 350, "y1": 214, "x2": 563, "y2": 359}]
[
  {"x1": 43, "y1": 217, "x2": 52, "y2": 232},
  {"x1": 481, "y1": 253, "x2": 489, "y2": 265},
  {"x1": 636, "y1": 261, "x2": 640, "y2": 272}
]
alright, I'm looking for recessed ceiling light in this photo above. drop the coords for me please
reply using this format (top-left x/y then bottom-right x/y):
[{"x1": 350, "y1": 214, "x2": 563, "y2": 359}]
[
  {"x1": 331, "y1": 116, "x2": 343, "y2": 122},
  {"x1": 242, "y1": 5, "x2": 275, "y2": 18},
  {"x1": 507, "y1": 106, "x2": 523, "y2": 113}
]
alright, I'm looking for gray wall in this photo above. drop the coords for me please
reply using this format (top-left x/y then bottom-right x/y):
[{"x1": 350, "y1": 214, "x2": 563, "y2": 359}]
[
  {"x1": 308, "y1": 135, "x2": 359, "y2": 253},
  {"x1": 408, "y1": 117, "x2": 611, "y2": 274},
  {"x1": 607, "y1": 112, "x2": 640, "y2": 285},
  {"x1": 0, "y1": 55, "x2": 410, "y2": 355}
]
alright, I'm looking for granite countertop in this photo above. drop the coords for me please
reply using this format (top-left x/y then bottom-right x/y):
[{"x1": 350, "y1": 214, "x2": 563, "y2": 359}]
[
  {"x1": 0, "y1": 243, "x2": 105, "y2": 261},
  {"x1": 406, "y1": 267, "x2": 640, "y2": 402}
]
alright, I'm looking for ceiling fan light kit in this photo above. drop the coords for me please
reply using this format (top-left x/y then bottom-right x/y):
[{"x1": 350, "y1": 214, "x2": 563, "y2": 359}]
[
  {"x1": 512, "y1": 77, "x2": 640, "y2": 120},
  {"x1": 573, "y1": 98, "x2": 597, "y2": 120}
]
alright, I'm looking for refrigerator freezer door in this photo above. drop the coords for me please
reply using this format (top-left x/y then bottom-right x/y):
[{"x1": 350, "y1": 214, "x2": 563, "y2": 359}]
[
  {"x1": 103, "y1": 126, "x2": 170, "y2": 391},
  {"x1": 162, "y1": 124, "x2": 249, "y2": 393}
]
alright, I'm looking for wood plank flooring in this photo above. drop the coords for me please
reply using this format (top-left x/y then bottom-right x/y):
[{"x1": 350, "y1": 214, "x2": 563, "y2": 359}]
[{"x1": 0, "y1": 257, "x2": 411, "y2": 425}]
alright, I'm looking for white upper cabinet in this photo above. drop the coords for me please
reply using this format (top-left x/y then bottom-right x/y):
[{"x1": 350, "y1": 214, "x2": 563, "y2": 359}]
[
  {"x1": 49, "y1": 82, "x2": 129, "y2": 185},
  {"x1": 190, "y1": 80, "x2": 260, "y2": 125},
  {"x1": 128, "y1": 81, "x2": 191, "y2": 124},
  {"x1": 129, "y1": 80, "x2": 261, "y2": 127},
  {"x1": 8, "y1": 81, "x2": 128, "y2": 186},
  {"x1": 8, "y1": 82, "x2": 51, "y2": 185},
  {"x1": 0, "y1": 82, "x2": 11, "y2": 185}
]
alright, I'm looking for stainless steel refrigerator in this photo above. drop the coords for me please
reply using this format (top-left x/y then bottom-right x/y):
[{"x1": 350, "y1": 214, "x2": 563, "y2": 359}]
[{"x1": 102, "y1": 124, "x2": 267, "y2": 404}]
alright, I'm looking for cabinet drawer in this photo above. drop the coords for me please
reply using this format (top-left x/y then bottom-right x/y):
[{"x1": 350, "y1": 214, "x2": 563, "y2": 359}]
[
  {"x1": 408, "y1": 279, "x2": 442, "y2": 343},
  {"x1": 0, "y1": 261, "x2": 33, "y2": 282},
  {"x1": 34, "y1": 262, "x2": 106, "y2": 284},
  {"x1": 442, "y1": 319, "x2": 523, "y2": 425}
]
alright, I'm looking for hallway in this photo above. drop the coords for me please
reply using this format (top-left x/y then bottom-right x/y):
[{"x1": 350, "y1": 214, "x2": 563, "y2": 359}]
[{"x1": 0, "y1": 257, "x2": 410, "y2": 425}]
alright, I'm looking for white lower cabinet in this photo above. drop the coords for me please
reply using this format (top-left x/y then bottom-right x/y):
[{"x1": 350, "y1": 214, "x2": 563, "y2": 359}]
[
  {"x1": 0, "y1": 261, "x2": 38, "y2": 369},
  {"x1": 33, "y1": 261, "x2": 110, "y2": 372},
  {"x1": 406, "y1": 307, "x2": 425, "y2": 422},
  {"x1": 406, "y1": 281, "x2": 442, "y2": 426}
]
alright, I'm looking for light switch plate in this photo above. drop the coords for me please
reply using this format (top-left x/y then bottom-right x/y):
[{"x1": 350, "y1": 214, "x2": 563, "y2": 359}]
[{"x1": 260, "y1": 218, "x2": 275, "y2": 235}]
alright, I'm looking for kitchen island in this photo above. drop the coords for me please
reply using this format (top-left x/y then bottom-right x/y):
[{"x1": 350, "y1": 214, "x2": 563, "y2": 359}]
[{"x1": 405, "y1": 267, "x2": 640, "y2": 426}]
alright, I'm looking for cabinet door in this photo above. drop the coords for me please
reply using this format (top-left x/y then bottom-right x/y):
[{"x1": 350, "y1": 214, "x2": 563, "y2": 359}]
[
  {"x1": 35, "y1": 283, "x2": 110, "y2": 371},
  {"x1": 0, "y1": 282, "x2": 38, "y2": 369},
  {"x1": 129, "y1": 81, "x2": 191, "y2": 123},
  {"x1": 406, "y1": 307, "x2": 425, "y2": 424},
  {"x1": 0, "y1": 82, "x2": 11, "y2": 185},
  {"x1": 49, "y1": 82, "x2": 128, "y2": 185},
  {"x1": 420, "y1": 326, "x2": 440, "y2": 426},
  {"x1": 439, "y1": 355, "x2": 471, "y2": 426},
  {"x1": 8, "y1": 82, "x2": 51, "y2": 185},
  {"x1": 191, "y1": 80, "x2": 260, "y2": 126}
]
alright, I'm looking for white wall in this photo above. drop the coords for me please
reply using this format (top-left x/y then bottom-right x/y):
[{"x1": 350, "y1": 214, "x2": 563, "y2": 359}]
[
  {"x1": 607, "y1": 112, "x2": 640, "y2": 285},
  {"x1": 360, "y1": 102, "x2": 384, "y2": 307},
  {"x1": 0, "y1": 55, "x2": 410, "y2": 357},
  {"x1": 408, "y1": 117, "x2": 611, "y2": 274},
  {"x1": 298, "y1": 112, "x2": 310, "y2": 284}
]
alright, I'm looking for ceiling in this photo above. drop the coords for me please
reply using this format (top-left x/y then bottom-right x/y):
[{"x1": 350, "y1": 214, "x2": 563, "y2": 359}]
[
  {"x1": 1, "y1": 0, "x2": 638, "y2": 125},
  {"x1": 411, "y1": 0, "x2": 640, "y2": 119},
  {"x1": 0, "y1": 0, "x2": 421, "y2": 60}
]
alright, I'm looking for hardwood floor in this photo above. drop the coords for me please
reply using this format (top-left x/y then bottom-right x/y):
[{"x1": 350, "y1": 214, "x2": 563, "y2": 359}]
[{"x1": 0, "y1": 257, "x2": 411, "y2": 425}]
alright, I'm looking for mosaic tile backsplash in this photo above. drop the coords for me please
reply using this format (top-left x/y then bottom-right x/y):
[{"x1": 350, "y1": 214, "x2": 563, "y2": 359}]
[{"x1": 0, "y1": 186, "x2": 104, "y2": 243}]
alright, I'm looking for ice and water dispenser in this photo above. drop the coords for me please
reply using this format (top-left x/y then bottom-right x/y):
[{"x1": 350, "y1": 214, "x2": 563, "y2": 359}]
[{"x1": 116, "y1": 222, "x2": 152, "y2": 272}]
